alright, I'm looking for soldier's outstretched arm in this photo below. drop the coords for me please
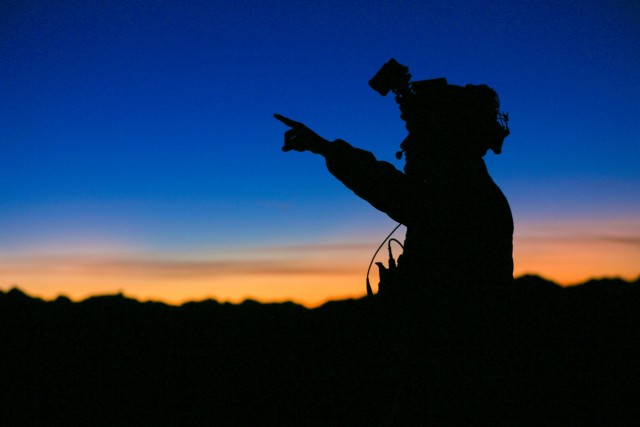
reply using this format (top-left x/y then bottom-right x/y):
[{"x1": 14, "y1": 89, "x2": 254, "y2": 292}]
[{"x1": 274, "y1": 113, "x2": 414, "y2": 224}]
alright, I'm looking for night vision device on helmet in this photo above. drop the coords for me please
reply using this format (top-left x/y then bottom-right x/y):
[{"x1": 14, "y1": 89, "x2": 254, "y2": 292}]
[{"x1": 369, "y1": 58, "x2": 510, "y2": 156}]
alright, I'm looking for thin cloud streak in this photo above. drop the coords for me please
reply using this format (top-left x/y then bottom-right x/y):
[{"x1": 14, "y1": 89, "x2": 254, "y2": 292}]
[
  {"x1": 84, "y1": 259, "x2": 358, "y2": 278},
  {"x1": 517, "y1": 234, "x2": 640, "y2": 246},
  {"x1": 240, "y1": 242, "x2": 375, "y2": 253},
  {"x1": 1, "y1": 255, "x2": 360, "y2": 279}
]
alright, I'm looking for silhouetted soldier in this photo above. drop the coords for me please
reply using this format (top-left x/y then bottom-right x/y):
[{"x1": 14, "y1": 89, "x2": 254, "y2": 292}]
[{"x1": 275, "y1": 59, "x2": 513, "y2": 298}]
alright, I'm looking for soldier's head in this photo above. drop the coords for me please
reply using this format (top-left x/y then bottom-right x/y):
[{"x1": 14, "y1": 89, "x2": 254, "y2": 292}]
[
  {"x1": 368, "y1": 59, "x2": 509, "y2": 175},
  {"x1": 397, "y1": 82, "x2": 510, "y2": 169}
]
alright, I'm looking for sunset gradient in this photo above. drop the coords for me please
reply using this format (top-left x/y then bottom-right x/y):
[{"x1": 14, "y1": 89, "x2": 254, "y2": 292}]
[
  {"x1": 2, "y1": 0, "x2": 639, "y2": 307},
  {"x1": 3, "y1": 218, "x2": 638, "y2": 307}
]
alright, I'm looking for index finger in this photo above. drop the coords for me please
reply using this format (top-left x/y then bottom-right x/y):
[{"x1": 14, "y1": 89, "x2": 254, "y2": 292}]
[{"x1": 273, "y1": 113, "x2": 303, "y2": 128}]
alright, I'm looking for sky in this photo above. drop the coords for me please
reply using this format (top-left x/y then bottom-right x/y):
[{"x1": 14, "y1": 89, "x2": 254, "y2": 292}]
[{"x1": 1, "y1": 0, "x2": 639, "y2": 307}]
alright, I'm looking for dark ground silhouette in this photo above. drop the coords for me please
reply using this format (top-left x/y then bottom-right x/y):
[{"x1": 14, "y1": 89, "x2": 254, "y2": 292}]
[{"x1": 2, "y1": 275, "x2": 639, "y2": 426}]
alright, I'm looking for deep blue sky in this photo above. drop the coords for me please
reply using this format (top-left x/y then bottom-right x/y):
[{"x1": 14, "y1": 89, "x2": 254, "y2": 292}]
[{"x1": 1, "y1": 0, "x2": 639, "y2": 304}]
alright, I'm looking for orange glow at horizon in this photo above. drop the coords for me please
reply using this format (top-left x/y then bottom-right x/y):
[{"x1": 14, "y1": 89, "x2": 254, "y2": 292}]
[
  {"x1": 0, "y1": 251, "x2": 370, "y2": 308},
  {"x1": 513, "y1": 238, "x2": 640, "y2": 285},
  {"x1": 2, "y1": 219, "x2": 638, "y2": 307},
  {"x1": 1, "y1": 273, "x2": 367, "y2": 309},
  {"x1": 513, "y1": 217, "x2": 640, "y2": 285}
]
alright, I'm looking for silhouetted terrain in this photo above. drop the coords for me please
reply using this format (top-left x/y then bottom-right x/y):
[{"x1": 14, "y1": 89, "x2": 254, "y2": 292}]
[{"x1": 2, "y1": 275, "x2": 639, "y2": 426}]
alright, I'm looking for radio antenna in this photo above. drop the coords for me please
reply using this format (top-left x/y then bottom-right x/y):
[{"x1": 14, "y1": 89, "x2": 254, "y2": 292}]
[{"x1": 366, "y1": 223, "x2": 403, "y2": 296}]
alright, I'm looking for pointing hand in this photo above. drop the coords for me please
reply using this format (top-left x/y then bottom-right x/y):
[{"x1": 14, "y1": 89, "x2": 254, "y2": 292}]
[{"x1": 274, "y1": 114, "x2": 328, "y2": 154}]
